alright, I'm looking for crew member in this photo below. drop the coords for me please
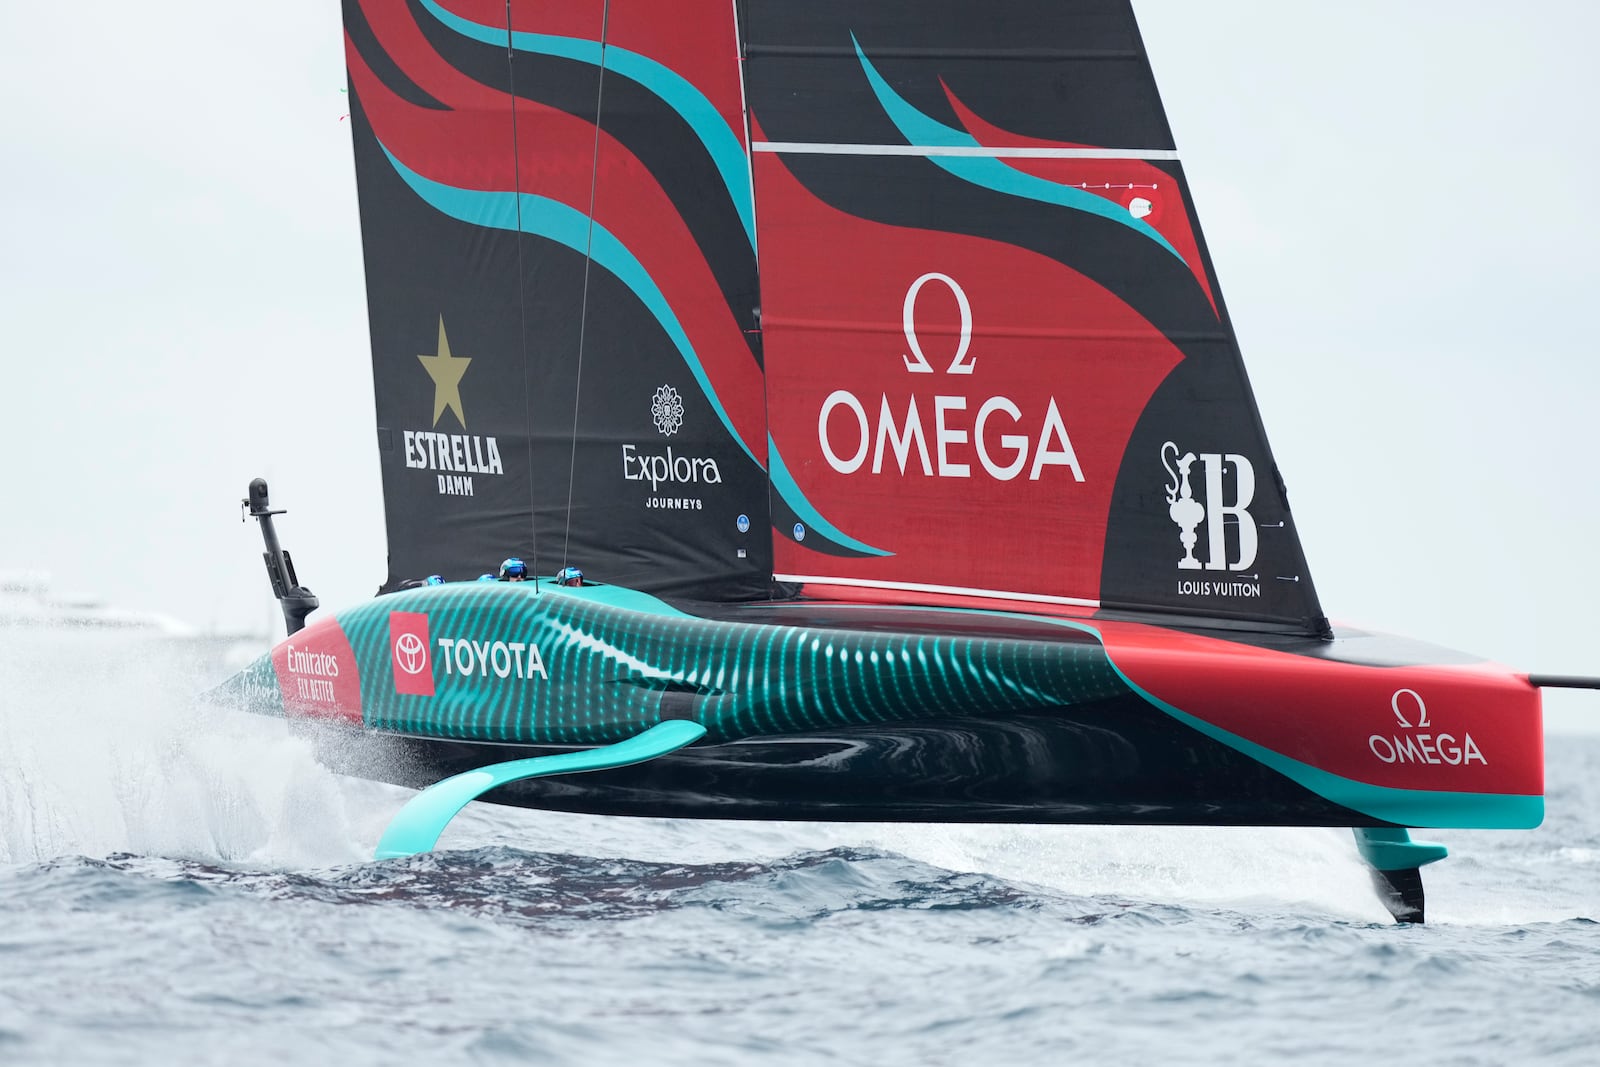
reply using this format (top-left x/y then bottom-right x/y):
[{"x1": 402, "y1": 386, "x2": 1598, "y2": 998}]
[
  {"x1": 499, "y1": 557, "x2": 529, "y2": 581},
  {"x1": 556, "y1": 566, "x2": 583, "y2": 587}
]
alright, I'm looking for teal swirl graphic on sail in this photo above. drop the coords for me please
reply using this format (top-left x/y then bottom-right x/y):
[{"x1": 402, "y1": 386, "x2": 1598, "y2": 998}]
[
  {"x1": 376, "y1": 141, "x2": 888, "y2": 558},
  {"x1": 418, "y1": 0, "x2": 756, "y2": 249},
  {"x1": 850, "y1": 34, "x2": 1185, "y2": 265}
]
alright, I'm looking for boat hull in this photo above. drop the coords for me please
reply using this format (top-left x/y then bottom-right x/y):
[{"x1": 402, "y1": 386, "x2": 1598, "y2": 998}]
[
  {"x1": 296, "y1": 713, "x2": 1389, "y2": 826},
  {"x1": 211, "y1": 580, "x2": 1544, "y2": 829}
]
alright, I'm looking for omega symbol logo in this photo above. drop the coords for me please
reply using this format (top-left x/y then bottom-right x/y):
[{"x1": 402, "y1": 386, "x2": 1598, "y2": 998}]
[
  {"x1": 394, "y1": 632, "x2": 428, "y2": 675},
  {"x1": 1391, "y1": 689, "x2": 1430, "y2": 728},
  {"x1": 1368, "y1": 687, "x2": 1488, "y2": 767},
  {"x1": 902, "y1": 272, "x2": 975, "y2": 375},
  {"x1": 652, "y1": 384, "x2": 684, "y2": 436},
  {"x1": 815, "y1": 272, "x2": 1084, "y2": 483}
]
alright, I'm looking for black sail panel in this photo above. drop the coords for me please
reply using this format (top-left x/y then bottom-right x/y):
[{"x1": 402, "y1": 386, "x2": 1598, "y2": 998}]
[
  {"x1": 512, "y1": 0, "x2": 772, "y2": 597},
  {"x1": 345, "y1": 0, "x2": 535, "y2": 587},
  {"x1": 343, "y1": 0, "x2": 771, "y2": 596},
  {"x1": 743, "y1": 0, "x2": 1327, "y2": 633}
]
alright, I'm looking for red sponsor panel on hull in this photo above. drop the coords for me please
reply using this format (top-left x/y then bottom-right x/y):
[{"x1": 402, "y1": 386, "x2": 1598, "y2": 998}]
[
  {"x1": 1097, "y1": 621, "x2": 1544, "y2": 798},
  {"x1": 271, "y1": 616, "x2": 363, "y2": 724},
  {"x1": 757, "y1": 152, "x2": 1182, "y2": 601},
  {"x1": 389, "y1": 611, "x2": 437, "y2": 696}
]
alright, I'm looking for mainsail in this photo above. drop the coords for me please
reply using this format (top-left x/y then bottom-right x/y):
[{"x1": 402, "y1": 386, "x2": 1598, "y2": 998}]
[
  {"x1": 346, "y1": 0, "x2": 772, "y2": 598},
  {"x1": 746, "y1": 0, "x2": 1324, "y2": 633},
  {"x1": 342, "y1": 0, "x2": 1326, "y2": 635}
]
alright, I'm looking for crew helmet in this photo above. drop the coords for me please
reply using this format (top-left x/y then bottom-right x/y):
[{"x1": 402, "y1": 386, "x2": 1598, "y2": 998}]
[
  {"x1": 499, "y1": 557, "x2": 529, "y2": 581},
  {"x1": 556, "y1": 566, "x2": 584, "y2": 588}
]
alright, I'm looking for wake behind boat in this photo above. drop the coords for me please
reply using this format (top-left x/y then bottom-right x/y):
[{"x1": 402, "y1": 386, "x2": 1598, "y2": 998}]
[{"x1": 211, "y1": 0, "x2": 1593, "y2": 922}]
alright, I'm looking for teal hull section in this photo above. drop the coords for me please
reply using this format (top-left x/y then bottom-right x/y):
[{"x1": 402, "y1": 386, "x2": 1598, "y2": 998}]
[{"x1": 216, "y1": 580, "x2": 1543, "y2": 831}]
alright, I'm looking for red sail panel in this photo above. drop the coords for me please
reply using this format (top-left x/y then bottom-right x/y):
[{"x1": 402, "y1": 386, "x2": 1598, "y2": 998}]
[
  {"x1": 521, "y1": 0, "x2": 771, "y2": 592},
  {"x1": 745, "y1": 0, "x2": 1327, "y2": 632},
  {"x1": 604, "y1": 0, "x2": 748, "y2": 138},
  {"x1": 578, "y1": 0, "x2": 764, "y2": 457},
  {"x1": 758, "y1": 149, "x2": 1182, "y2": 603}
]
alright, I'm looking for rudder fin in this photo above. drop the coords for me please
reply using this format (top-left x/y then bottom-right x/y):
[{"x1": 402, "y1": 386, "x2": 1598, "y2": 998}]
[{"x1": 1353, "y1": 827, "x2": 1448, "y2": 924}]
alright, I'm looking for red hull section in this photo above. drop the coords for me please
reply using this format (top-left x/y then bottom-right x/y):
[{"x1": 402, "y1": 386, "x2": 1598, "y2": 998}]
[
  {"x1": 270, "y1": 615, "x2": 363, "y2": 725},
  {"x1": 798, "y1": 581, "x2": 1544, "y2": 807},
  {"x1": 1101, "y1": 626, "x2": 1543, "y2": 800},
  {"x1": 757, "y1": 148, "x2": 1183, "y2": 597}
]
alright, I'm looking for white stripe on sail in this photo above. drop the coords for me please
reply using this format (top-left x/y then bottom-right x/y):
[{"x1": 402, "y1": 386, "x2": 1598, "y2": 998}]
[
  {"x1": 752, "y1": 141, "x2": 1179, "y2": 160},
  {"x1": 775, "y1": 573, "x2": 1101, "y2": 609}
]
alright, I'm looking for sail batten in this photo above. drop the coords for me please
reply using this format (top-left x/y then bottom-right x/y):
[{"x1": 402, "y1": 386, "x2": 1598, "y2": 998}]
[
  {"x1": 776, "y1": 575, "x2": 1102, "y2": 610},
  {"x1": 753, "y1": 142, "x2": 1181, "y2": 160},
  {"x1": 744, "y1": 46, "x2": 1147, "y2": 62}
]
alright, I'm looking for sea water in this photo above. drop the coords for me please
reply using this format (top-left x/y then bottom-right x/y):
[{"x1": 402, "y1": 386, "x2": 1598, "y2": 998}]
[{"x1": 1, "y1": 630, "x2": 1596, "y2": 1065}]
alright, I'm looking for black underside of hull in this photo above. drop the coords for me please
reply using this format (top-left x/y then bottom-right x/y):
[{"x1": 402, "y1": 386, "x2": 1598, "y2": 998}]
[{"x1": 304, "y1": 693, "x2": 1386, "y2": 827}]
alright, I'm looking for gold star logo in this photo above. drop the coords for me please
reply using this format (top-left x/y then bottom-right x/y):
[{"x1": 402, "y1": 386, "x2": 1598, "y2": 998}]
[{"x1": 417, "y1": 317, "x2": 472, "y2": 428}]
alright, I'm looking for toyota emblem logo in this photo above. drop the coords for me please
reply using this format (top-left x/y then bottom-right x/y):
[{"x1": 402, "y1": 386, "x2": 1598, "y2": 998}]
[{"x1": 394, "y1": 631, "x2": 428, "y2": 675}]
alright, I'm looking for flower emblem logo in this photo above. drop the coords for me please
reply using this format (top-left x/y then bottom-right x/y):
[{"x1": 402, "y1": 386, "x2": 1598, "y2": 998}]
[{"x1": 651, "y1": 384, "x2": 684, "y2": 436}]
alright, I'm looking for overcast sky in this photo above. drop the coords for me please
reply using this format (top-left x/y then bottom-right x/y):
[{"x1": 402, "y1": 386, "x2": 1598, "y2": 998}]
[{"x1": 1, "y1": 2, "x2": 1595, "y2": 730}]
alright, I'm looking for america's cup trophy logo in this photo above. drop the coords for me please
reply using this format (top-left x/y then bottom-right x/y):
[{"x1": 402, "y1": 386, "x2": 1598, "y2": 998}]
[
  {"x1": 1160, "y1": 443, "x2": 1259, "y2": 573},
  {"x1": 1162, "y1": 441, "x2": 1206, "y2": 570}
]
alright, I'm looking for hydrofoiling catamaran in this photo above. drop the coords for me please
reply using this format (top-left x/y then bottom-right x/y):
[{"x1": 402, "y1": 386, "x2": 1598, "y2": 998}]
[{"x1": 213, "y1": 0, "x2": 1597, "y2": 922}]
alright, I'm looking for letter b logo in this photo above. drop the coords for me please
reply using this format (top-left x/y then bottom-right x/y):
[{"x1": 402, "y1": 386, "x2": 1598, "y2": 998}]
[{"x1": 1201, "y1": 453, "x2": 1257, "y2": 572}]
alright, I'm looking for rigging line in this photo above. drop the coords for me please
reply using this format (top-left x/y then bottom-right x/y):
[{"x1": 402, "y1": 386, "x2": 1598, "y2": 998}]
[
  {"x1": 729, "y1": 0, "x2": 775, "y2": 589},
  {"x1": 563, "y1": 0, "x2": 611, "y2": 571},
  {"x1": 507, "y1": 0, "x2": 540, "y2": 588}
]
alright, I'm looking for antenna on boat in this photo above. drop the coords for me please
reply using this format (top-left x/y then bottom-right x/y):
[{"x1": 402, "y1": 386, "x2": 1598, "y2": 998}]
[
  {"x1": 1529, "y1": 675, "x2": 1600, "y2": 690},
  {"x1": 242, "y1": 477, "x2": 319, "y2": 636}
]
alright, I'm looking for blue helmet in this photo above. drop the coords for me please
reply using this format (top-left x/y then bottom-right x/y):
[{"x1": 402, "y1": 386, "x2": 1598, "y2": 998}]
[
  {"x1": 556, "y1": 566, "x2": 584, "y2": 588},
  {"x1": 499, "y1": 557, "x2": 529, "y2": 581},
  {"x1": 424, "y1": 574, "x2": 445, "y2": 586},
  {"x1": 477, "y1": 573, "x2": 497, "y2": 582}
]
